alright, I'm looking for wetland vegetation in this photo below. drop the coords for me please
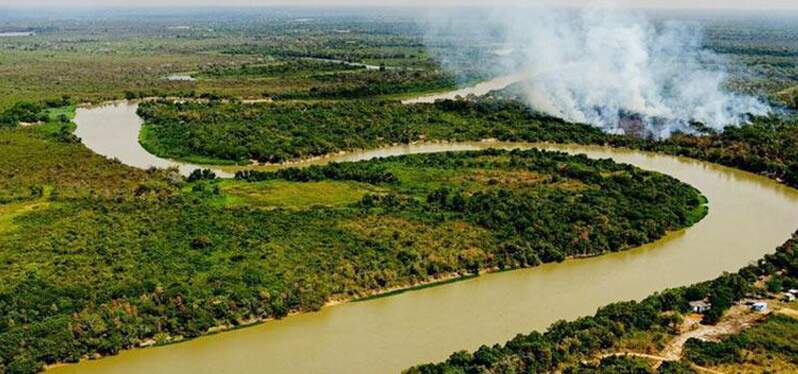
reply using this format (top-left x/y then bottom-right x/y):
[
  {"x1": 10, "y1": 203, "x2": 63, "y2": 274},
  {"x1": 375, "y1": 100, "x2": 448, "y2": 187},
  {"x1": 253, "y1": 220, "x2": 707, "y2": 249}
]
[
  {"x1": 0, "y1": 8, "x2": 487, "y2": 110},
  {"x1": 0, "y1": 124, "x2": 705, "y2": 373},
  {"x1": 2, "y1": 6, "x2": 798, "y2": 374}
]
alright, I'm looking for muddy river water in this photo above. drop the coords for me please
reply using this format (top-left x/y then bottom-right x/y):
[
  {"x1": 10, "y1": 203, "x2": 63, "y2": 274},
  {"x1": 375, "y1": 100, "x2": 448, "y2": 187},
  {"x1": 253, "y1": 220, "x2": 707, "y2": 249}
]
[
  {"x1": 74, "y1": 102, "x2": 232, "y2": 178},
  {"x1": 58, "y1": 79, "x2": 798, "y2": 373}
]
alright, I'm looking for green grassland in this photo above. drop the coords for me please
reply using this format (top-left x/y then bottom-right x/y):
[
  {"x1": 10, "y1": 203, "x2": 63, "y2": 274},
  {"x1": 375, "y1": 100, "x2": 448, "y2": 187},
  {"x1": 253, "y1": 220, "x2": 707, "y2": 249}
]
[
  {"x1": 215, "y1": 179, "x2": 381, "y2": 209},
  {"x1": 0, "y1": 199, "x2": 52, "y2": 236}
]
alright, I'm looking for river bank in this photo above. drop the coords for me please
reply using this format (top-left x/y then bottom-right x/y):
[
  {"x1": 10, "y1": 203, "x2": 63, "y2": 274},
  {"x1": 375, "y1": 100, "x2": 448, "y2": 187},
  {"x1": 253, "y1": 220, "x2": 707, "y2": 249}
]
[
  {"x1": 57, "y1": 75, "x2": 798, "y2": 373},
  {"x1": 48, "y1": 133, "x2": 798, "y2": 373}
]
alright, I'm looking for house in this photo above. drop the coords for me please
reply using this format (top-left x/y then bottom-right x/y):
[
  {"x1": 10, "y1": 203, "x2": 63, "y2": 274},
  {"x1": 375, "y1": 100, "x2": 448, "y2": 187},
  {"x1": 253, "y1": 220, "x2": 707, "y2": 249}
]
[
  {"x1": 751, "y1": 302, "x2": 768, "y2": 312},
  {"x1": 690, "y1": 300, "x2": 711, "y2": 313},
  {"x1": 784, "y1": 293, "x2": 797, "y2": 302}
]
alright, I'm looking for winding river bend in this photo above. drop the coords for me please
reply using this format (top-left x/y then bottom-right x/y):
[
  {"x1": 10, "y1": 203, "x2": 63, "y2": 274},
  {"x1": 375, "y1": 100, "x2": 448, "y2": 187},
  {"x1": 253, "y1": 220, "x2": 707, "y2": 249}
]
[
  {"x1": 74, "y1": 102, "x2": 233, "y2": 178},
  {"x1": 59, "y1": 82, "x2": 798, "y2": 373}
]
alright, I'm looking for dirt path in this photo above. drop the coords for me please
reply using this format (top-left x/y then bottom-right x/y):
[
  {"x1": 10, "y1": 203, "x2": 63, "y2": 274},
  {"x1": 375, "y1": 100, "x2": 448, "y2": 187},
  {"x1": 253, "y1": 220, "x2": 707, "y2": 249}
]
[
  {"x1": 660, "y1": 305, "x2": 768, "y2": 361},
  {"x1": 599, "y1": 304, "x2": 772, "y2": 373},
  {"x1": 600, "y1": 352, "x2": 724, "y2": 373},
  {"x1": 776, "y1": 307, "x2": 798, "y2": 319},
  {"x1": 601, "y1": 352, "x2": 667, "y2": 361}
]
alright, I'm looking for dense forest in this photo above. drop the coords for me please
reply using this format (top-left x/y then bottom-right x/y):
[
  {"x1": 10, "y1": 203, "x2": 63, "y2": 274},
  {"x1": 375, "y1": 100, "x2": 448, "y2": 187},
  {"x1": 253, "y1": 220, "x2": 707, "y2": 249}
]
[
  {"x1": 136, "y1": 99, "x2": 610, "y2": 164},
  {"x1": 0, "y1": 130, "x2": 705, "y2": 373},
  {"x1": 631, "y1": 116, "x2": 798, "y2": 188},
  {"x1": 197, "y1": 59, "x2": 366, "y2": 78},
  {"x1": 138, "y1": 97, "x2": 798, "y2": 190},
  {"x1": 269, "y1": 68, "x2": 458, "y2": 100},
  {"x1": 196, "y1": 59, "x2": 458, "y2": 101},
  {"x1": 405, "y1": 231, "x2": 798, "y2": 373},
  {"x1": 237, "y1": 149, "x2": 708, "y2": 259}
]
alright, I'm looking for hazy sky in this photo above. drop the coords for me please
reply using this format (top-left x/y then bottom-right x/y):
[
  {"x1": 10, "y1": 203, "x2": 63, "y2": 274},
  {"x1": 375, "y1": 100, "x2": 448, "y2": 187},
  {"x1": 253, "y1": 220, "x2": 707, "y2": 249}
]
[{"x1": 4, "y1": 0, "x2": 798, "y2": 10}]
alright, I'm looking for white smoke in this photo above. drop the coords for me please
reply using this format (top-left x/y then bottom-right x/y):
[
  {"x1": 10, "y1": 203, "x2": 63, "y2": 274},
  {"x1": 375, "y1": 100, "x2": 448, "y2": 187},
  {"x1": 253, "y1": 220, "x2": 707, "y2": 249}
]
[{"x1": 425, "y1": 3, "x2": 771, "y2": 137}]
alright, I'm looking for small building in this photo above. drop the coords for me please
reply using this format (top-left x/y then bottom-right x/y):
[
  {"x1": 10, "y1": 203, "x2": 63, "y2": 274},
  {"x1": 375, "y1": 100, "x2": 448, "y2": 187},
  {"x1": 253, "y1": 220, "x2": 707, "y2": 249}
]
[
  {"x1": 690, "y1": 300, "x2": 711, "y2": 313},
  {"x1": 784, "y1": 293, "x2": 797, "y2": 302},
  {"x1": 751, "y1": 302, "x2": 768, "y2": 312},
  {"x1": 788, "y1": 289, "x2": 798, "y2": 295}
]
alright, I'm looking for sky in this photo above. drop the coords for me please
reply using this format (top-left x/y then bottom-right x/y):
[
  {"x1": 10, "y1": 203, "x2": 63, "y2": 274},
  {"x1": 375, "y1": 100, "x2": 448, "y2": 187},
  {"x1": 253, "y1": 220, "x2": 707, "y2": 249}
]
[{"x1": 4, "y1": 0, "x2": 798, "y2": 10}]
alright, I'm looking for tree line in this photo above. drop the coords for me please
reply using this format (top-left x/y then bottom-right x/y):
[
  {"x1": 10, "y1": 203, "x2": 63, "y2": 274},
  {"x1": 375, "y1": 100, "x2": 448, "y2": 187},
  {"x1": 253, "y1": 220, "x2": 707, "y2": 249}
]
[
  {"x1": 405, "y1": 231, "x2": 798, "y2": 373},
  {"x1": 135, "y1": 98, "x2": 609, "y2": 164}
]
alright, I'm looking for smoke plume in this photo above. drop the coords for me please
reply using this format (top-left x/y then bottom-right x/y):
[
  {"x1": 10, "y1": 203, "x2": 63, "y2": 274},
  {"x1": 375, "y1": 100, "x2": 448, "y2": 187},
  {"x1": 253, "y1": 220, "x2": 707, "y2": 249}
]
[{"x1": 424, "y1": 3, "x2": 770, "y2": 137}]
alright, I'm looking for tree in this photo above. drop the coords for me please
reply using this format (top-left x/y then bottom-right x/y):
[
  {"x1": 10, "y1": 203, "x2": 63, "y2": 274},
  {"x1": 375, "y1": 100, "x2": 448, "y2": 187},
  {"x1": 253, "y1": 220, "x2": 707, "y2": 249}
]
[
  {"x1": 187, "y1": 169, "x2": 217, "y2": 182},
  {"x1": 704, "y1": 285, "x2": 733, "y2": 324}
]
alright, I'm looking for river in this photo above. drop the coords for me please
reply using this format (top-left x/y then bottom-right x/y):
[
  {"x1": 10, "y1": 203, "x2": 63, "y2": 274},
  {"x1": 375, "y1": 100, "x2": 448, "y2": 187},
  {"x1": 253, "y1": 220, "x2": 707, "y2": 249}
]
[
  {"x1": 0, "y1": 31, "x2": 35, "y2": 37},
  {"x1": 74, "y1": 102, "x2": 232, "y2": 178},
  {"x1": 302, "y1": 57, "x2": 383, "y2": 70},
  {"x1": 60, "y1": 83, "x2": 798, "y2": 374},
  {"x1": 73, "y1": 74, "x2": 523, "y2": 177},
  {"x1": 402, "y1": 74, "x2": 526, "y2": 104}
]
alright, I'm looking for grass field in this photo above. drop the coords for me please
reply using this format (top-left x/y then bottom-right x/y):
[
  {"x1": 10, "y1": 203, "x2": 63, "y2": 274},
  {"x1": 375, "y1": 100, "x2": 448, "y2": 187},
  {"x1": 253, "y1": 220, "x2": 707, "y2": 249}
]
[{"x1": 217, "y1": 179, "x2": 381, "y2": 209}]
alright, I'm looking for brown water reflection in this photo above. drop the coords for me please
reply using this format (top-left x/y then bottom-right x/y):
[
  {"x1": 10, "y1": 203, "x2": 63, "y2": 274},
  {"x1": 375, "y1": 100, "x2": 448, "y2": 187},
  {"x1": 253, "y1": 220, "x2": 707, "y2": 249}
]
[{"x1": 74, "y1": 102, "x2": 232, "y2": 177}]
